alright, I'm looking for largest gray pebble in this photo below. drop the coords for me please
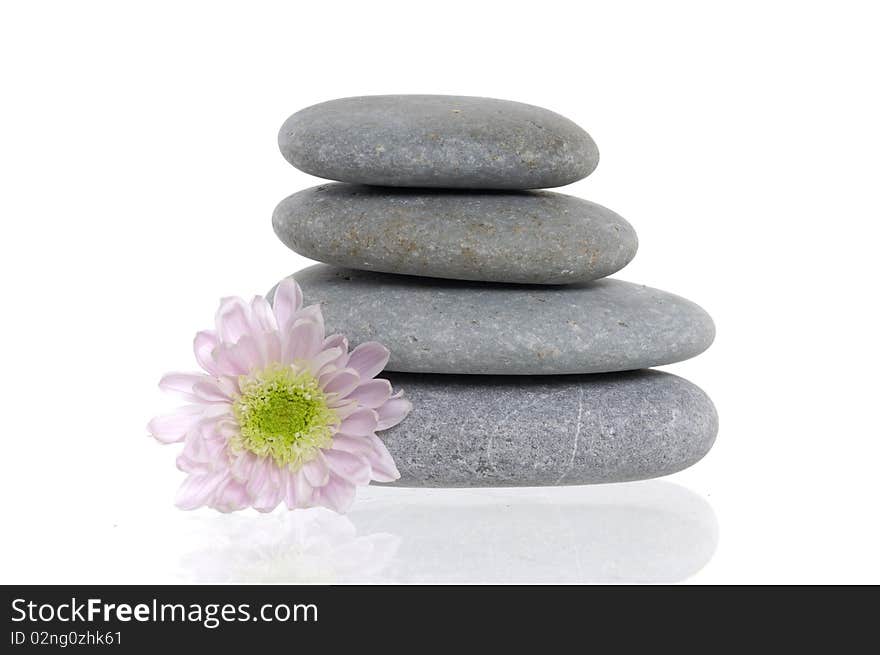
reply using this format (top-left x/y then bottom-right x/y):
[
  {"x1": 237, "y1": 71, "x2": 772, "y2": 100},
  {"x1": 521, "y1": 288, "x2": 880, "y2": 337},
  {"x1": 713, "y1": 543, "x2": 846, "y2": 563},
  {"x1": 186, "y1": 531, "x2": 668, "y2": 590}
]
[
  {"x1": 379, "y1": 370, "x2": 718, "y2": 487},
  {"x1": 276, "y1": 265, "x2": 715, "y2": 375},
  {"x1": 278, "y1": 95, "x2": 599, "y2": 189}
]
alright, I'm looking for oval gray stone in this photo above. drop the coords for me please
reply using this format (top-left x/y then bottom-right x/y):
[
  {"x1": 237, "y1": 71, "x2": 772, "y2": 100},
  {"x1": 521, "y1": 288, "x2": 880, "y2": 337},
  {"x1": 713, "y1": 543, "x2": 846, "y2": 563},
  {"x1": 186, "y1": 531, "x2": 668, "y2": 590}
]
[
  {"x1": 273, "y1": 184, "x2": 637, "y2": 284},
  {"x1": 378, "y1": 370, "x2": 718, "y2": 487},
  {"x1": 278, "y1": 95, "x2": 599, "y2": 189},
  {"x1": 276, "y1": 265, "x2": 715, "y2": 375}
]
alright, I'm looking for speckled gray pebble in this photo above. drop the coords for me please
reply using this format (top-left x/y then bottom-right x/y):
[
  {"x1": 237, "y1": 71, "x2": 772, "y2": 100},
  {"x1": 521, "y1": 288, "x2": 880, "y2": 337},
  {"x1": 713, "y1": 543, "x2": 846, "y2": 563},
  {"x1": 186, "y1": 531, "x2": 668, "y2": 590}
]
[
  {"x1": 278, "y1": 95, "x2": 599, "y2": 189},
  {"x1": 273, "y1": 184, "x2": 637, "y2": 284},
  {"x1": 275, "y1": 265, "x2": 715, "y2": 375},
  {"x1": 378, "y1": 370, "x2": 718, "y2": 487}
]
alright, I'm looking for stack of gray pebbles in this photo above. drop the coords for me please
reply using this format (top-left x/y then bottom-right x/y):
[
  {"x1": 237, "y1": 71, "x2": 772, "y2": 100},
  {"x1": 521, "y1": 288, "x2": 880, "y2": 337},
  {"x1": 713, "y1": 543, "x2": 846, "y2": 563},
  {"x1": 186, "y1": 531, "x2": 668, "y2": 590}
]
[{"x1": 272, "y1": 95, "x2": 717, "y2": 488}]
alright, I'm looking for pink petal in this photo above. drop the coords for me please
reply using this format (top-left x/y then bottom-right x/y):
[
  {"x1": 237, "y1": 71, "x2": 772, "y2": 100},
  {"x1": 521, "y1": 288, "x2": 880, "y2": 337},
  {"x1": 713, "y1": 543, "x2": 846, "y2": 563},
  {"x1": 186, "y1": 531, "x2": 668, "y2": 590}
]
[
  {"x1": 148, "y1": 405, "x2": 203, "y2": 443},
  {"x1": 282, "y1": 471, "x2": 299, "y2": 509},
  {"x1": 272, "y1": 278, "x2": 303, "y2": 331},
  {"x1": 211, "y1": 478, "x2": 250, "y2": 513},
  {"x1": 316, "y1": 474, "x2": 357, "y2": 513},
  {"x1": 292, "y1": 469, "x2": 314, "y2": 508},
  {"x1": 158, "y1": 372, "x2": 206, "y2": 400},
  {"x1": 215, "y1": 417, "x2": 240, "y2": 441},
  {"x1": 229, "y1": 451, "x2": 259, "y2": 481},
  {"x1": 323, "y1": 449, "x2": 371, "y2": 486},
  {"x1": 252, "y1": 468, "x2": 284, "y2": 513},
  {"x1": 212, "y1": 342, "x2": 251, "y2": 377},
  {"x1": 250, "y1": 295, "x2": 278, "y2": 332},
  {"x1": 193, "y1": 330, "x2": 221, "y2": 375},
  {"x1": 331, "y1": 434, "x2": 376, "y2": 458},
  {"x1": 245, "y1": 456, "x2": 273, "y2": 498},
  {"x1": 376, "y1": 393, "x2": 413, "y2": 430},
  {"x1": 346, "y1": 342, "x2": 390, "y2": 380},
  {"x1": 366, "y1": 434, "x2": 401, "y2": 482},
  {"x1": 331, "y1": 399, "x2": 360, "y2": 419},
  {"x1": 263, "y1": 331, "x2": 282, "y2": 364},
  {"x1": 305, "y1": 346, "x2": 345, "y2": 377},
  {"x1": 175, "y1": 471, "x2": 226, "y2": 510},
  {"x1": 233, "y1": 334, "x2": 266, "y2": 371},
  {"x1": 321, "y1": 367, "x2": 361, "y2": 399},
  {"x1": 192, "y1": 379, "x2": 233, "y2": 403},
  {"x1": 283, "y1": 319, "x2": 323, "y2": 363},
  {"x1": 215, "y1": 297, "x2": 253, "y2": 344},
  {"x1": 301, "y1": 453, "x2": 330, "y2": 487},
  {"x1": 337, "y1": 407, "x2": 378, "y2": 437},
  {"x1": 295, "y1": 303, "x2": 325, "y2": 329},
  {"x1": 346, "y1": 378, "x2": 392, "y2": 408},
  {"x1": 322, "y1": 334, "x2": 349, "y2": 356},
  {"x1": 177, "y1": 421, "x2": 224, "y2": 468}
]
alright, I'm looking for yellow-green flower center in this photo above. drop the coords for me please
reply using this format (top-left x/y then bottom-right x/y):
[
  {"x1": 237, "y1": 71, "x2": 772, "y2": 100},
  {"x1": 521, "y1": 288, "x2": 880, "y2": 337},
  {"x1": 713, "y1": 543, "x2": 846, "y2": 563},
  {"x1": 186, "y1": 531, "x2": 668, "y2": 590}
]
[{"x1": 231, "y1": 364, "x2": 336, "y2": 470}]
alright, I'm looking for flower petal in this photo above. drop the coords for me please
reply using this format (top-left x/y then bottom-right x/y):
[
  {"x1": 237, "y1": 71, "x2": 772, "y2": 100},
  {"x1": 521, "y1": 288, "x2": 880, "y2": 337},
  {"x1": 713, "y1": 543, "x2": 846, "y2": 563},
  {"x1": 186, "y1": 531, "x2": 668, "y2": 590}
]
[
  {"x1": 211, "y1": 478, "x2": 250, "y2": 513},
  {"x1": 316, "y1": 474, "x2": 357, "y2": 513},
  {"x1": 250, "y1": 295, "x2": 278, "y2": 332},
  {"x1": 283, "y1": 319, "x2": 323, "y2": 363},
  {"x1": 192, "y1": 379, "x2": 233, "y2": 403},
  {"x1": 331, "y1": 399, "x2": 360, "y2": 420},
  {"x1": 301, "y1": 453, "x2": 330, "y2": 487},
  {"x1": 232, "y1": 334, "x2": 265, "y2": 372},
  {"x1": 212, "y1": 341, "x2": 254, "y2": 377},
  {"x1": 158, "y1": 372, "x2": 206, "y2": 401},
  {"x1": 346, "y1": 342, "x2": 390, "y2": 380},
  {"x1": 331, "y1": 434, "x2": 376, "y2": 458},
  {"x1": 148, "y1": 405, "x2": 203, "y2": 443},
  {"x1": 304, "y1": 346, "x2": 345, "y2": 377},
  {"x1": 282, "y1": 470, "x2": 299, "y2": 509},
  {"x1": 322, "y1": 334, "x2": 349, "y2": 356},
  {"x1": 252, "y1": 467, "x2": 284, "y2": 513},
  {"x1": 366, "y1": 434, "x2": 401, "y2": 483},
  {"x1": 376, "y1": 393, "x2": 413, "y2": 430},
  {"x1": 292, "y1": 469, "x2": 314, "y2": 508},
  {"x1": 175, "y1": 471, "x2": 226, "y2": 510},
  {"x1": 295, "y1": 304, "x2": 325, "y2": 332},
  {"x1": 346, "y1": 378, "x2": 392, "y2": 409},
  {"x1": 321, "y1": 367, "x2": 361, "y2": 399},
  {"x1": 229, "y1": 451, "x2": 259, "y2": 481},
  {"x1": 215, "y1": 296, "x2": 253, "y2": 345},
  {"x1": 272, "y1": 278, "x2": 303, "y2": 331},
  {"x1": 337, "y1": 407, "x2": 378, "y2": 437},
  {"x1": 193, "y1": 330, "x2": 221, "y2": 375},
  {"x1": 245, "y1": 456, "x2": 273, "y2": 498},
  {"x1": 323, "y1": 449, "x2": 371, "y2": 486},
  {"x1": 263, "y1": 330, "x2": 282, "y2": 364}
]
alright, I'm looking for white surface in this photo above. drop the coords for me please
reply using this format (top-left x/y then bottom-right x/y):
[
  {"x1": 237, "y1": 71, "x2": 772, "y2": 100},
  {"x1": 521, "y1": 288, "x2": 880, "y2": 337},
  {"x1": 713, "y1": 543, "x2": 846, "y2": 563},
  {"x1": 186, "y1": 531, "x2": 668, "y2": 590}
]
[{"x1": 1, "y1": 1, "x2": 878, "y2": 584}]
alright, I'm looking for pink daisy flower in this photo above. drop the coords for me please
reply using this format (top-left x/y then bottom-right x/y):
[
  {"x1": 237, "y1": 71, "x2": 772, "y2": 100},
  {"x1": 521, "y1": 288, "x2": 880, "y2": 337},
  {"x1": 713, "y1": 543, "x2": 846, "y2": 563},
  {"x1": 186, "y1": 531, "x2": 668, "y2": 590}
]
[{"x1": 148, "y1": 279, "x2": 411, "y2": 513}]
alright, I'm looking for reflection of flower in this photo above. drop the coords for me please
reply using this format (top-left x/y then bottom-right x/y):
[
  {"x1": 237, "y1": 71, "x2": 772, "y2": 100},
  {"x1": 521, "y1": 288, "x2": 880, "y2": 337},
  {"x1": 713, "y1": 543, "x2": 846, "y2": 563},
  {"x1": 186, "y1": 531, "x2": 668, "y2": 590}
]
[
  {"x1": 148, "y1": 279, "x2": 411, "y2": 513},
  {"x1": 182, "y1": 508, "x2": 400, "y2": 584}
]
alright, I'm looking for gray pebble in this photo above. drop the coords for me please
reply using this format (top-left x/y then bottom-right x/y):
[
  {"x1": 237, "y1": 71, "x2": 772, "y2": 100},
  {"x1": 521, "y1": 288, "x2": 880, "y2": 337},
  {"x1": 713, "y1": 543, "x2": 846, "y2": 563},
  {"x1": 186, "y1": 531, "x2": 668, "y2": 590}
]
[
  {"x1": 378, "y1": 370, "x2": 718, "y2": 487},
  {"x1": 278, "y1": 95, "x2": 599, "y2": 189},
  {"x1": 275, "y1": 265, "x2": 715, "y2": 375},
  {"x1": 273, "y1": 184, "x2": 637, "y2": 284}
]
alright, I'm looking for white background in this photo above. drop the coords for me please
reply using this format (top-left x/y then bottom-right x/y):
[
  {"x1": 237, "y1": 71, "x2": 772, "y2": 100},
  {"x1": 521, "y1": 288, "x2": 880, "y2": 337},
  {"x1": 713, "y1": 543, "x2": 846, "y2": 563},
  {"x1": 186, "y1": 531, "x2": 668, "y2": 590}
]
[{"x1": 1, "y1": 1, "x2": 878, "y2": 584}]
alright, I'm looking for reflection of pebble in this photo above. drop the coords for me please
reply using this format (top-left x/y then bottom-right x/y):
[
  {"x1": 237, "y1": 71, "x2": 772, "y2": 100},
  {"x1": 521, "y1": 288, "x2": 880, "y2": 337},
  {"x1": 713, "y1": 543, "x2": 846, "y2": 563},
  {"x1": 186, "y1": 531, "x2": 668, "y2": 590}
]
[
  {"x1": 181, "y1": 509, "x2": 399, "y2": 583},
  {"x1": 350, "y1": 482, "x2": 718, "y2": 583}
]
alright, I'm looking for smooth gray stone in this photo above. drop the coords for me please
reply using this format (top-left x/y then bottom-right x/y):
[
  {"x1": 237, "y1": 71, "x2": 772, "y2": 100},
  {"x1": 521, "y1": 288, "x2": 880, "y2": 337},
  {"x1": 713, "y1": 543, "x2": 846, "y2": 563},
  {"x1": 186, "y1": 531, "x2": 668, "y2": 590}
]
[
  {"x1": 275, "y1": 265, "x2": 715, "y2": 375},
  {"x1": 278, "y1": 95, "x2": 599, "y2": 189},
  {"x1": 378, "y1": 370, "x2": 718, "y2": 487},
  {"x1": 273, "y1": 184, "x2": 637, "y2": 284}
]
